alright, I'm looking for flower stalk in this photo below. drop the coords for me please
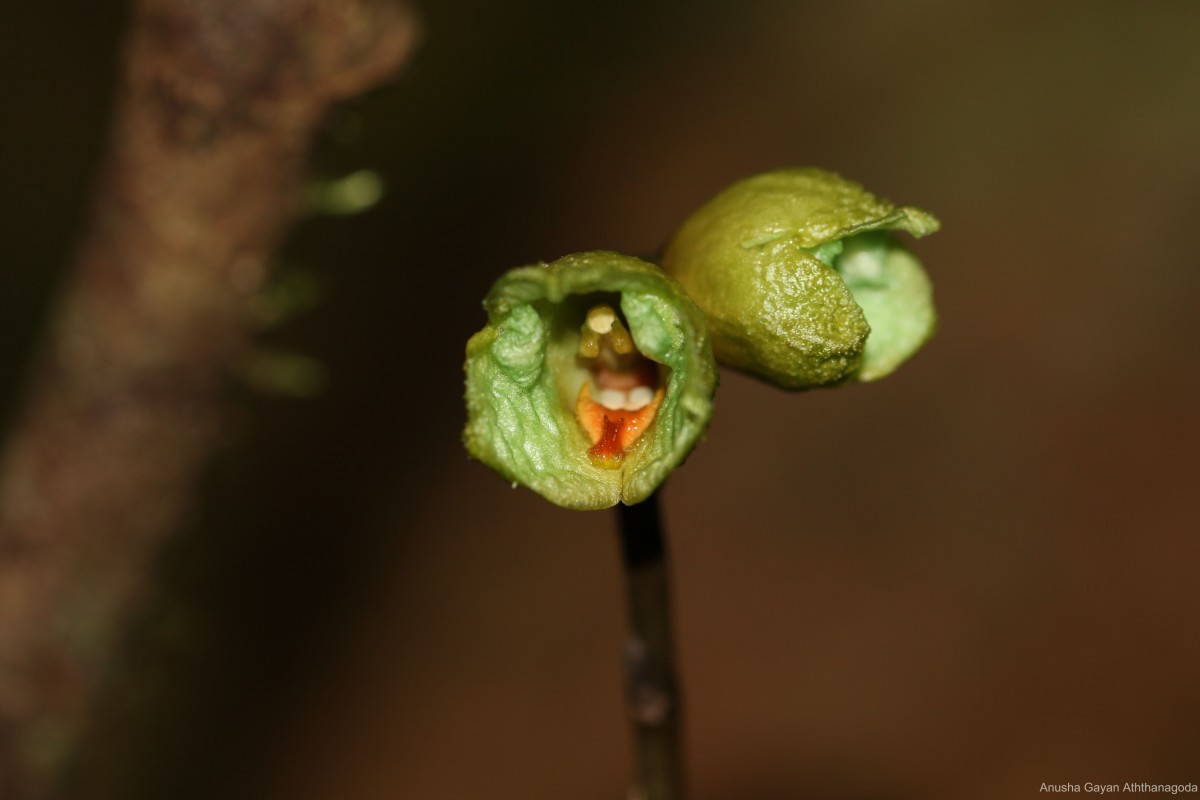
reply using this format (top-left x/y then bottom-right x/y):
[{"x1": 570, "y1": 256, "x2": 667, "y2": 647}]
[{"x1": 617, "y1": 493, "x2": 685, "y2": 800}]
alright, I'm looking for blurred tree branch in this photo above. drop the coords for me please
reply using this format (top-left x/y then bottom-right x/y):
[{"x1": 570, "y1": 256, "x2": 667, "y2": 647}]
[{"x1": 0, "y1": 0, "x2": 417, "y2": 796}]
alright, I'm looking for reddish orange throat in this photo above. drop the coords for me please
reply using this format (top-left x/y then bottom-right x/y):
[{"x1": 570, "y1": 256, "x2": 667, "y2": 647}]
[{"x1": 576, "y1": 383, "x2": 665, "y2": 469}]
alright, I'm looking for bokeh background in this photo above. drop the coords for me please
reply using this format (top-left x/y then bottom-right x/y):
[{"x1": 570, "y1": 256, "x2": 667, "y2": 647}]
[{"x1": 4, "y1": 1, "x2": 1200, "y2": 798}]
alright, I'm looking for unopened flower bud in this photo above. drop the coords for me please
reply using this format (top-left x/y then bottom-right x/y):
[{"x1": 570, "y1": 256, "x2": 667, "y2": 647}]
[{"x1": 662, "y1": 168, "x2": 939, "y2": 389}]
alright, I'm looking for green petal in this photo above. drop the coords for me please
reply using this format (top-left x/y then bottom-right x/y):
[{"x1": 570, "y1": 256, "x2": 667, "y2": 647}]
[
  {"x1": 662, "y1": 167, "x2": 939, "y2": 389},
  {"x1": 834, "y1": 232, "x2": 936, "y2": 381},
  {"x1": 464, "y1": 251, "x2": 716, "y2": 509}
]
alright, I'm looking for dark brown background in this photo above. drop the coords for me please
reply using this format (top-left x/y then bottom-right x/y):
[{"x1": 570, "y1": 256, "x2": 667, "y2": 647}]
[{"x1": 3, "y1": 1, "x2": 1199, "y2": 798}]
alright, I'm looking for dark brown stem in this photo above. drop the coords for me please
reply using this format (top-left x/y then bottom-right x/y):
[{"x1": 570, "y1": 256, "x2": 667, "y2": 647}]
[
  {"x1": 0, "y1": 2, "x2": 417, "y2": 797},
  {"x1": 616, "y1": 493, "x2": 685, "y2": 800}
]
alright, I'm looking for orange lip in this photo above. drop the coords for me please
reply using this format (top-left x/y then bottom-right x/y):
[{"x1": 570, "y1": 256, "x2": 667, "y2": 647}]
[{"x1": 576, "y1": 383, "x2": 666, "y2": 469}]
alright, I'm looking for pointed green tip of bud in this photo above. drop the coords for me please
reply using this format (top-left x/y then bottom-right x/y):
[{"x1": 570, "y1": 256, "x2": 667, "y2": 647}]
[
  {"x1": 464, "y1": 251, "x2": 717, "y2": 510},
  {"x1": 661, "y1": 167, "x2": 939, "y2": 390}
]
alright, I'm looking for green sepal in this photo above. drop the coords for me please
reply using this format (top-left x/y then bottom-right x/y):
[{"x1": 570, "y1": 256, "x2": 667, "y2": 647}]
[
  {"x1": 464, "y1": 251, "x2": 717, "y2": 510},
  {"x1": 662, "y1": 167, "x2": 938, "y2": 389}
]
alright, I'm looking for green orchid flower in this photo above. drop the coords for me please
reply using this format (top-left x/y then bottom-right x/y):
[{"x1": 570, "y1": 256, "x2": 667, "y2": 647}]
[
  {"x1": 661, "y1": 168, "x2": 939, "y2": 389},
  {"x1": 464, "y1": 251, "x2": 717, "y2": 510}
]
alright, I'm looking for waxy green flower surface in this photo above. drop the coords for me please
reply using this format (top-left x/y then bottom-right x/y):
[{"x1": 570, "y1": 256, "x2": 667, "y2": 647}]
[
  {"x1": 464, "y1": 251, "x2": 716, "y2": 509},
  {"x1": 662, "y1": 168, "x2": 939, "y2": 389}
]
